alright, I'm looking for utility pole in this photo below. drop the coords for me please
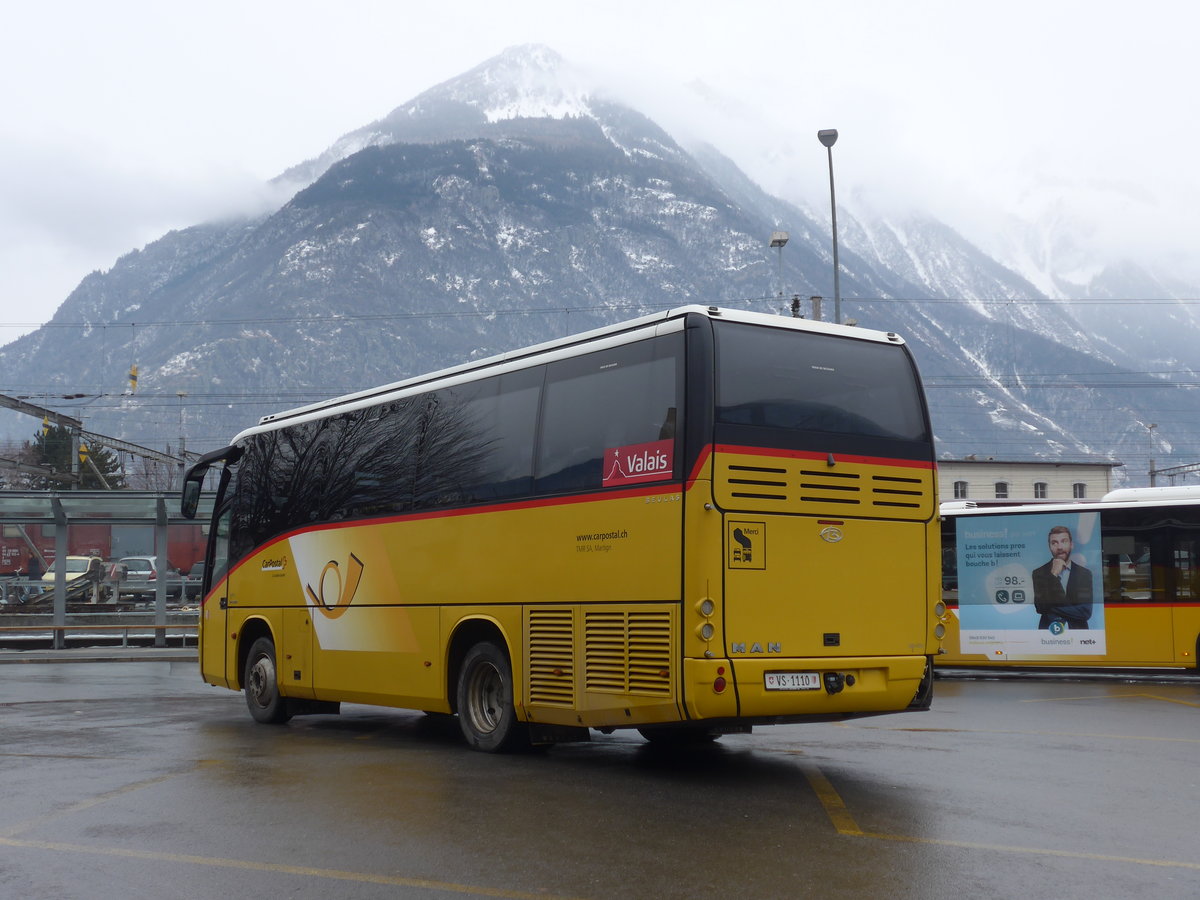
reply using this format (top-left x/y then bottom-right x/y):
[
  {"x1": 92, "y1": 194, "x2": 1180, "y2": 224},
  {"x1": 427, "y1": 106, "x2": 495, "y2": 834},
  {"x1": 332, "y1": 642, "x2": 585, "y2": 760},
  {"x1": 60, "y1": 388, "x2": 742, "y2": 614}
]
[
  {"x1": 177, "y1": 392, "x2": 188, "y2": 489},
  {"x1": 1148, "y1": 423, "x2": 1157, "y2": 486}
]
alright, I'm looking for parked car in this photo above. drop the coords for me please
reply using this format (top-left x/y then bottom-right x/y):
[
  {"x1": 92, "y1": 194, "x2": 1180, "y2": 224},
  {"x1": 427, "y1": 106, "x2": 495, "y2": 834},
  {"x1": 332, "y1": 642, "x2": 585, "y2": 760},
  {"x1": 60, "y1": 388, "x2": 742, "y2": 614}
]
[
  {"x1": 32, "y1": 556, "x2": 109, "y2": 602},
  {"x1": 41, "y1": 556, "x2": 105, "y2": 586},
  {"x1": 109, "y1": 556, "x2": 184, "y2": 601},
  {"x1": 182, "y1": 562, "x2": 206, "y2": 600}
]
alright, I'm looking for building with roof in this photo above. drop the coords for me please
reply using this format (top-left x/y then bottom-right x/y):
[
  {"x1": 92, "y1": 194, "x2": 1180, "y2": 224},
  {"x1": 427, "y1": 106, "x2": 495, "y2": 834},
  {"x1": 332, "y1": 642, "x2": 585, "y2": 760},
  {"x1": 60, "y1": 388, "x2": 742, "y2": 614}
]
[{"x1": 938, "y1": 458, "x2": 1122, "y2": 505}]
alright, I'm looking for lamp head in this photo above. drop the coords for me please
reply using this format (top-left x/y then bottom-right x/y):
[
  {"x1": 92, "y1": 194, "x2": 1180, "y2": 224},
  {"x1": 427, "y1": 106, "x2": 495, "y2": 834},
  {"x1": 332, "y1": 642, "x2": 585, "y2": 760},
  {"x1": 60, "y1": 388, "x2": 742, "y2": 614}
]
[{"x1": 817, "y1": 129, "x2": 839, "y2": 148}]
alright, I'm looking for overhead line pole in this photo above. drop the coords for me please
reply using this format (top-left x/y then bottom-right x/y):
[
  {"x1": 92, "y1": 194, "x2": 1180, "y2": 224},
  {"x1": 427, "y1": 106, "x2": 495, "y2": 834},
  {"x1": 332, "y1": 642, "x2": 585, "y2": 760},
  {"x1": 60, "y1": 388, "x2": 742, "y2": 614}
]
[
  {"x1": 79, "y1": 431, "x2": 181, "y2": 467},
  {"x1": 0, "y1": 391, "x2": 182, "y2": 466},
  {"x1": 0, "y1": 394, "x2": 82, "y2": 429}
]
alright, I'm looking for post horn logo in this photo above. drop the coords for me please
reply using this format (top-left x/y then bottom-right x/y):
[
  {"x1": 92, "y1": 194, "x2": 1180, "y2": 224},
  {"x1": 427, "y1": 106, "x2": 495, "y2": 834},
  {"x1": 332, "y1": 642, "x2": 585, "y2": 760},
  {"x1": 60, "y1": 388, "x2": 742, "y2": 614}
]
[
  {"x1": 818, "y1": 526, "x2": 844, "y2": 543},
  {"x1": 305, "y1": 553, "x2": 364, "y2": 620}
]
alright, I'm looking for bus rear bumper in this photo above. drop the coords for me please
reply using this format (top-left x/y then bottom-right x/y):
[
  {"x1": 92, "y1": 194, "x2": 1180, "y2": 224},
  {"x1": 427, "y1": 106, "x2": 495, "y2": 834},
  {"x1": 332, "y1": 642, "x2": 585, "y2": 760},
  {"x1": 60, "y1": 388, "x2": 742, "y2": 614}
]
[{"x1": 686, "y1": 655, "x2": 930, "y2": 720}]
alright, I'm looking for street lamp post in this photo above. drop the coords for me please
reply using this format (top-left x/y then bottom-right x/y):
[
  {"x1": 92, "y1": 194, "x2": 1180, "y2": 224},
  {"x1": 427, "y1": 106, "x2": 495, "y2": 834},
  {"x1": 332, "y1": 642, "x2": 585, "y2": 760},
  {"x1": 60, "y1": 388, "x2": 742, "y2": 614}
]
[
  {"x1": 769, "y1": 230, "x2": 789, "y2": 300},
  {"x1": 817, "y1": 129, "x2": 841, "y2": 324}
]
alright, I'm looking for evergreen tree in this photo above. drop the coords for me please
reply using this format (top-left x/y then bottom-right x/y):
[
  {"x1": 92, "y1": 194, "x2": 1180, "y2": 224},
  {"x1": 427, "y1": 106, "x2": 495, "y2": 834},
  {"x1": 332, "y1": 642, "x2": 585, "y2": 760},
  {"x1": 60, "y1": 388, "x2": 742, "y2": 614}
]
[{"x1": 21, "y1": 425, "x2": 127, "y2": 489}]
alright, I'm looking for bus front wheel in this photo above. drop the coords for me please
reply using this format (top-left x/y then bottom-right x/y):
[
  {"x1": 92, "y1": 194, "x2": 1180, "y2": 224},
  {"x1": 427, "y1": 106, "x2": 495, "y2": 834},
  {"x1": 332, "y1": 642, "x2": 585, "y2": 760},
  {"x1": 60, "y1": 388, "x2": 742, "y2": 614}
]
[
  {"x1": 456, "y1": 641, "x2": 527, "y2": 752},
  {"x1": 244, "y1": 636, "x2": 292, "y2": 724}
]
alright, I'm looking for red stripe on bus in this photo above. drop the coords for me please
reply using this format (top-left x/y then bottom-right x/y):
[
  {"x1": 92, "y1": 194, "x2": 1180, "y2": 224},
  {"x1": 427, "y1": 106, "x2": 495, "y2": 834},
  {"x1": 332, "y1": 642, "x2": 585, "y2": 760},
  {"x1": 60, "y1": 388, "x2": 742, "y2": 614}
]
[
  {"x1": 205, "y1": 479, "x2": 694, "y2": 596},
  {"x1": 944, "y1": 601, "x2": 1200, "y2": 610}
]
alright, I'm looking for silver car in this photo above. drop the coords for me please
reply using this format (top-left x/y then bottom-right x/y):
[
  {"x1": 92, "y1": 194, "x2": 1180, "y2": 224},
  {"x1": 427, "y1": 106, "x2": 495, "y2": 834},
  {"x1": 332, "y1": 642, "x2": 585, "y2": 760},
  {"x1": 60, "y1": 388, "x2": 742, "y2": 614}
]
[{"x1": 111, "y1": 556, "x2": 183, "y2": 601}]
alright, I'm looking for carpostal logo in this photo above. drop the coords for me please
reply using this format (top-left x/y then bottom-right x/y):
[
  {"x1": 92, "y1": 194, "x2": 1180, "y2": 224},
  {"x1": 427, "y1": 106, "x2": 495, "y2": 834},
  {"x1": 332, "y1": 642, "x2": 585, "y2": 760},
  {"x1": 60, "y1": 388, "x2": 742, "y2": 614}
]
[
  {"x1": 602, "y1": 439, "x2": 674, "y2": 487},
  {"x1": 305, "y1": 553, "x2": 364, "y2": 620},
  {"x1": 260, "y1": 557, "x2": 288, "y2": 573}
]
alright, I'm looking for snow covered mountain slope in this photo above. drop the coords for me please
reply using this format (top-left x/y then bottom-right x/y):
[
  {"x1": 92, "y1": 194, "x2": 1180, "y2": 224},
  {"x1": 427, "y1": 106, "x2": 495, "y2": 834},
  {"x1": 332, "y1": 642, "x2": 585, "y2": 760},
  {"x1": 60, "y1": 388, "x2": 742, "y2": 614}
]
[{"x1": 0, "y1": 45, "x2": 1193, "y2": 482}]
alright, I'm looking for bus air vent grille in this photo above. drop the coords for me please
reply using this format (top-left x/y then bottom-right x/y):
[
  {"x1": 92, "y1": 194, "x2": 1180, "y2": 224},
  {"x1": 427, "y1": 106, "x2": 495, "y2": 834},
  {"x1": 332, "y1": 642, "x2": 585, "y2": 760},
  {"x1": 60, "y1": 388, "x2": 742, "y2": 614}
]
[
  {"x1": 584, "y1": 609, "x2": 673, "y2": 697},
  {"x1": 796, "y1": 468, "x2": 862, "y2": 504},
  {"x1": 869, "y1": 474, "x2": 926, "y2": 509},
  {"x1": 725, "y1": 464, "x2": 791, "y2": 502},
  {"x1": 715, "y1": 455, "x2": 933, "y2": 519},
  {"x1": 527, "y1": 608, "x2": 575, "y2": 707}
]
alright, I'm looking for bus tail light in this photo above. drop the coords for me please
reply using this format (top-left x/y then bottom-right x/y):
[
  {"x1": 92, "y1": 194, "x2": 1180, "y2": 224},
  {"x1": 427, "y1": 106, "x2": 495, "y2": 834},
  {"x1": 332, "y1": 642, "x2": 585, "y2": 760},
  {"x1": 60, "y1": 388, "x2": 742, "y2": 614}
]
[{"x1": 713, "y1": 666, "x2": 727, "y2": 693}]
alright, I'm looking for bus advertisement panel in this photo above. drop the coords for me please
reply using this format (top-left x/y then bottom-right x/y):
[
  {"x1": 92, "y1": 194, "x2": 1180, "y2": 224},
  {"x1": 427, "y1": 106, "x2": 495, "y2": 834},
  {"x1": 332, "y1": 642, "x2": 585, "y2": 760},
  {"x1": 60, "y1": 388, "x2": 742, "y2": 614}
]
[{"x1": 956, "y1": 511, "x2": 1106, "y2": 659}]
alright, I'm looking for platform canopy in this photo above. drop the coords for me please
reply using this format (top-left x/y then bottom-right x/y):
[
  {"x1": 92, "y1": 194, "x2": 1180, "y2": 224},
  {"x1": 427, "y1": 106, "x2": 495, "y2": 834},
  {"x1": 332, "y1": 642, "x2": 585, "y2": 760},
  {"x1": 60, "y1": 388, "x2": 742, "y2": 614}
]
[{"x1": 0, "y1": 490, "x2": 214, "y2": 527}]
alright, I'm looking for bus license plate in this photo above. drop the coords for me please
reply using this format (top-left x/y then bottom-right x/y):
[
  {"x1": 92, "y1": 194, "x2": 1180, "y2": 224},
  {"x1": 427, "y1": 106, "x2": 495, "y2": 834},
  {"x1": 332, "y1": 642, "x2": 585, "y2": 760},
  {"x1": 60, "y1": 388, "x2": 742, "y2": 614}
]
[{"x1": 764, "y1": 671, "x2": 822, "y2": 691}]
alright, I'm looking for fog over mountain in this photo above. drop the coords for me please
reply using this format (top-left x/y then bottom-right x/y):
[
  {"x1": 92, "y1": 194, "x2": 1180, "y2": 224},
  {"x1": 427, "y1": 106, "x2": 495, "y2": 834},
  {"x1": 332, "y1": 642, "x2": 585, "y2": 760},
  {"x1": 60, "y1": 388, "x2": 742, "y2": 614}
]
[{"x1": 0, "y1": 45, "x2": 1193, "y2": 484}]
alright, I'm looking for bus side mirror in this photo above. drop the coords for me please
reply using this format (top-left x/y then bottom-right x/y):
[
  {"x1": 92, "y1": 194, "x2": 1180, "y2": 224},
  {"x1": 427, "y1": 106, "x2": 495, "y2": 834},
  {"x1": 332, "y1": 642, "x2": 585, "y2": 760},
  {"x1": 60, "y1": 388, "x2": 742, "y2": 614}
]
[
  {"x1": 181, "y1": 476, "x2": 203, "y2": 519},
  {"x1": 180, "y1": 444, "x2": 240, "y2": 518}
]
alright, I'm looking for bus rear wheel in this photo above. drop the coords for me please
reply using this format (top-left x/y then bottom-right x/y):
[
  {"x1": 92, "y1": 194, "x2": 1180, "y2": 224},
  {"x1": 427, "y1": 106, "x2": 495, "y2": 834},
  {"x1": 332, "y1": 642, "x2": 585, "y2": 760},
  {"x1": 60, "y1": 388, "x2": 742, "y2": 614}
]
[
  {"x1": 244, "y1": 636, "x2": 291, "y2": 724},
  {"x1": 456, "y1": 641, "x2": 527, "y2": 752}
]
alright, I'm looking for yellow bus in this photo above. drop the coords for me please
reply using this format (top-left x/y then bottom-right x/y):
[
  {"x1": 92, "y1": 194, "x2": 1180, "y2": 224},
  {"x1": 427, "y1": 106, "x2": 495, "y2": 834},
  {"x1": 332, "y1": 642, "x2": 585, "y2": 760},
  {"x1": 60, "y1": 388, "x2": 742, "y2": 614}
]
[
  {"x1": 939, "y1": 488, "x2": 1200, "y2": 670},
  {"x1": 181, "y1": 306, "x2": 943, "y2": 750}
]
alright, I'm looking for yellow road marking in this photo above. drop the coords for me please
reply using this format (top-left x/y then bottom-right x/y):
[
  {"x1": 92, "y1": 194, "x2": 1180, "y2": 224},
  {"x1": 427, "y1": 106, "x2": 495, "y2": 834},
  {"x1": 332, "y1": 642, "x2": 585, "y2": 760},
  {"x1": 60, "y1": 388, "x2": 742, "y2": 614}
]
[
  {"x1": 0, "y1": 771, "x2": 183, "y2": 839},
  {"x1": 852, "y1": 724, "x2": 1200, "y2": 744},
  {"x1": 801, "y1": 763, "x2": 1199, "y2": 871},
  {"x1": 0, "y1": 759, "x2": 579, "y2": 898},
  {"x1": 861, "y1": 830, "x2": 1200, "y2": 871},
  {"x1": 1020, "y1": 692, "x2": 1200, "y2": 709},
  {"x1": 0, "y1": 836, "x2": 584, "y2": 899},
  {"x1": 802, "y1": 764, "x2": 864, "y2": 836}
]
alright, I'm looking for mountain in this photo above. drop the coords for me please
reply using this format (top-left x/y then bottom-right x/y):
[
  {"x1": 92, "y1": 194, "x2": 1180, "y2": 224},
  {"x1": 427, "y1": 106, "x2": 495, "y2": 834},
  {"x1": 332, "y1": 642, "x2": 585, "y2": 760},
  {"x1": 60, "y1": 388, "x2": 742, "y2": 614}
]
[{"x1": 0, "y1": 45, "x2": 1194, "y2": 484}]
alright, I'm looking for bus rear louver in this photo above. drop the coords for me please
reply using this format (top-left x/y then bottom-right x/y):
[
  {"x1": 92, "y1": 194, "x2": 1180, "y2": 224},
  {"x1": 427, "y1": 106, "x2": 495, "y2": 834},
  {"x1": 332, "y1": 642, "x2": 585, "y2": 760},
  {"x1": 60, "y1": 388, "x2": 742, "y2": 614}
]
[
  {"x1": 585, "y1": 610, "x2": 673, "y2": 696},
  {"x1": 719, "y1": 462, "x2": 931, "y2": 516},
  {"x1": 527, "y1": 607, "x2": 675, "y2": 705},
  {"x1": 527, "y1": 609, "x2": 575, "y2": 707}
]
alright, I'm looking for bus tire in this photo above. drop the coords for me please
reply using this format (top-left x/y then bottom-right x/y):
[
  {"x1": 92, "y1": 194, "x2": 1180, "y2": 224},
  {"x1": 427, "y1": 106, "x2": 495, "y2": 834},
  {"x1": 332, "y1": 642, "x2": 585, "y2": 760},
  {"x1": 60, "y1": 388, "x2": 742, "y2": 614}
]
[
  {"x1": 244, "y1": 636, "x2": 291, "y2": 724},
  {"x1": 456, "y1": 641, "x2": 527, "y2": 752}
]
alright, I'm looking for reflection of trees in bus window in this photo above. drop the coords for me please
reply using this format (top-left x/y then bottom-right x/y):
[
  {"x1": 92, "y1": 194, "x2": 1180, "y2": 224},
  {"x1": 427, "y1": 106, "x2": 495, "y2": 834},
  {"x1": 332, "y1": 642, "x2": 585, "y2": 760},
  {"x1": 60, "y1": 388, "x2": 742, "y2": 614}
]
[
  {"x1": 231, "y1": 388, "x2": 496, "y2": 556},
  {"x1": 459, "y1": 368, "x2": 542, "y2": 501}
]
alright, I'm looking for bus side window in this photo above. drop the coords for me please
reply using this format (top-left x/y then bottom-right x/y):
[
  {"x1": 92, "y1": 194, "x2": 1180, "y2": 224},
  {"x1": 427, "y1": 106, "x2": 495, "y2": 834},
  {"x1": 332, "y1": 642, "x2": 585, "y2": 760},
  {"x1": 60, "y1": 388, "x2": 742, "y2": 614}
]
[
  {"x1": 658, "y1": 407, "x2": 677, "y2": 440},
  {"x1": 1172, "y1": 533, "x2": 1200, "y2": 601},
  {"x1": 535, "y1": 335, "x2": 683, "y2": 494},
  {"x1": 210, "y1": 505, "x2": 233, "y2": 588}
]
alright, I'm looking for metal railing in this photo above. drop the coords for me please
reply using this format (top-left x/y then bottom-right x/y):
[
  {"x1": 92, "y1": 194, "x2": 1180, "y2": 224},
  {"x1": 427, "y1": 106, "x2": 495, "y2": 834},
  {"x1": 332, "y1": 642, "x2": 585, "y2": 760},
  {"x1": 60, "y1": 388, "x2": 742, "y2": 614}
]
[{"x1": 0, "y1": 622, "x2": 196, "y2": 648}]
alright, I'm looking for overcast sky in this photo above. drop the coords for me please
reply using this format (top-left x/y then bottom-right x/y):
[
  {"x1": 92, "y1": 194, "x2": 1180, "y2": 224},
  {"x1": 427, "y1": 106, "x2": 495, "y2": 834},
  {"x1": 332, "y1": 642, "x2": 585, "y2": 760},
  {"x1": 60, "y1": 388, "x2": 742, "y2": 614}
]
[{"x1": 2, "y1": 0, "x2": 1197, "y2": 341}]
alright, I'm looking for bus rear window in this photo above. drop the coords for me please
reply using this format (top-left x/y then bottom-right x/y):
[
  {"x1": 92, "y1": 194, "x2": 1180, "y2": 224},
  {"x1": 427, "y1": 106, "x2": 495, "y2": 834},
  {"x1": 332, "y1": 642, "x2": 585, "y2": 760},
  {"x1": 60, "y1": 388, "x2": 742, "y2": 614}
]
[{"x1": 714, "y1": 321, "x2": 928, "y2": 442}]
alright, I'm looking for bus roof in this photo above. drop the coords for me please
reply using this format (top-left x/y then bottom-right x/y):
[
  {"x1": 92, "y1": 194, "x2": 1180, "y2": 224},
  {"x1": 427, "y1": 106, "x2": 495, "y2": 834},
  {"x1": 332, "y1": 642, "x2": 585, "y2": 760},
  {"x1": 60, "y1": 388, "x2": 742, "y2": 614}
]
[
  {"x1": 942, "y1": 489, "x2": 1200, "y2": 518},
  {"x1": 1100, "y1": 485, "x2": 1200, "y2": 502},
  {"x1": 243, "y1": 305, "x2": 908, "y2": 438}
]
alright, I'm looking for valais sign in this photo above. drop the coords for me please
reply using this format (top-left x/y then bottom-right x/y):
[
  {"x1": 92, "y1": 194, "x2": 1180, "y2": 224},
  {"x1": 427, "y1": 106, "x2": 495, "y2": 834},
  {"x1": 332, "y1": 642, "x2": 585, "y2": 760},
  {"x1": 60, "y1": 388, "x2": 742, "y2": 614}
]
[{"x1": 602, "y1": 439, "x2": 674, "y2": 487}]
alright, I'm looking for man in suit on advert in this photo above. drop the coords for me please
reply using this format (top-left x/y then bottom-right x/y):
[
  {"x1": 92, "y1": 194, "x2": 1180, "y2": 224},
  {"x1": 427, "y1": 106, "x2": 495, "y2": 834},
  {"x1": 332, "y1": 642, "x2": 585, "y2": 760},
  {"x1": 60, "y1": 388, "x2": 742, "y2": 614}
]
[{"x1": 1031, "y1": 524, "x2": 1093, "y2": 630}]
